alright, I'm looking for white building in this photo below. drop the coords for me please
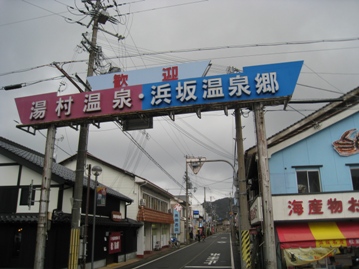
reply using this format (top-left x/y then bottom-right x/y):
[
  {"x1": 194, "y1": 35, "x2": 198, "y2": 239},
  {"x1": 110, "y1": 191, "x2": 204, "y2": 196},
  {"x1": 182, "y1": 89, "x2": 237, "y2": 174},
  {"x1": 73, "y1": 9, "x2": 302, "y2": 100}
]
[{"x1": 61, "y1": 153, "x2": 174, "y2": 257}]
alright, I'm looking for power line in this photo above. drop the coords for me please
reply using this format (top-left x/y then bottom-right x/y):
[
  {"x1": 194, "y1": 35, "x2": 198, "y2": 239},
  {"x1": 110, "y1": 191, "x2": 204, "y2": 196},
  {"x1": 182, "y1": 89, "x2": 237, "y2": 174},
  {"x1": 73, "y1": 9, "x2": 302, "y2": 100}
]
[
  {"x1": 98, "y1": 37, "x2": 359, "y2": 60},
  {"x1": 113, "y1": 121, "x2": 184, "y2": 189},
  {"x1": 3, "y1": 38, "x2": 359, "y2": 78},
  {"x1": 165, "y1": 118, "x2": 235, "y2": 160}
]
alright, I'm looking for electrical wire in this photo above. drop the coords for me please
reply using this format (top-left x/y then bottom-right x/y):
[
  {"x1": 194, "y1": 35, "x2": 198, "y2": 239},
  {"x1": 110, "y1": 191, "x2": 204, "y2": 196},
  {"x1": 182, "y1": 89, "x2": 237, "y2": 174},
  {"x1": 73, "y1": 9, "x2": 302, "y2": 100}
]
[
  {"x1": 178, "y1": 117, "x2": 233, "y2": 159},
  {"x1": 304, "y1": 63, "x2": 343, "y2": 94},
  {"x1": 3, "y1": 39, "x2": 359, "y2": 79},
  {"x1": 113, "y1": 121, "x2": 184, "y2": 189},
  {"x1": 165, "y1": 118, "x2": 233, "y2": 160},
  {"x1": 113, "y1": 0, "x2": 207, "y2": 17},
  {"x1": 97, "y1": 37, "x2": 359, "y2": 61}
]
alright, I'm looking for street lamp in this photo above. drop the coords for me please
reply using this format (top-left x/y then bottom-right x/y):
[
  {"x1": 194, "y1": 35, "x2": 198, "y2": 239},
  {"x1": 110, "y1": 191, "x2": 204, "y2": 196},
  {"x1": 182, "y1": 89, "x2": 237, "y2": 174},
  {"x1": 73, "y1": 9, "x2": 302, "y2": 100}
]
[{"x1": 91, "y1": 165, "x2": 102, "y2": 269}]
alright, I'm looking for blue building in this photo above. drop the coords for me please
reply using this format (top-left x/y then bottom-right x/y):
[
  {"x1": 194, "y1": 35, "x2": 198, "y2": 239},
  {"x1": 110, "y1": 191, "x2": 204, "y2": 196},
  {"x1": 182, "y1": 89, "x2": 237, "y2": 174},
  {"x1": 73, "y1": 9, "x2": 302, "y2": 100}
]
[{"x1": 245, "y1": 86, "x2": 359, "y2": 269}]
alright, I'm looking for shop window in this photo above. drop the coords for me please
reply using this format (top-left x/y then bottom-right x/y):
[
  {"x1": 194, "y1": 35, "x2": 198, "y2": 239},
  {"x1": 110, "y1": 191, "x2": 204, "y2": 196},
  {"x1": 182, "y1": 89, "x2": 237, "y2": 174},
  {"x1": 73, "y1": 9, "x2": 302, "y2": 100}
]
[
  {"x1": 351, "y1": 167, "x2": 359, "y2": 190},
  {"x1": 296, "y1": 169, "x2": 321, "y2": 193}
]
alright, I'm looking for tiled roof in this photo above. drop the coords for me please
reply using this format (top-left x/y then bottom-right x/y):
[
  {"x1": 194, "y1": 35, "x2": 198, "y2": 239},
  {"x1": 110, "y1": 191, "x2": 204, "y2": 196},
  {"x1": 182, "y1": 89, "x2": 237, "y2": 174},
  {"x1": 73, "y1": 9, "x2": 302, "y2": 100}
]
[
  {"x1": 0, "y1": 212, "x2": 142, "y2": 227},
  {"x1": 0, "y1": 213, "x2": 38, "y2": 223},
  {"x1": 52, "y1": 211, "x2": 142, "y2": 227},
  {"x1": 0, "y1": 137, "x2": 132, "y2": 202},
  {"x1": 137, "y1": 206, "x2": 174, "y2": 224}
]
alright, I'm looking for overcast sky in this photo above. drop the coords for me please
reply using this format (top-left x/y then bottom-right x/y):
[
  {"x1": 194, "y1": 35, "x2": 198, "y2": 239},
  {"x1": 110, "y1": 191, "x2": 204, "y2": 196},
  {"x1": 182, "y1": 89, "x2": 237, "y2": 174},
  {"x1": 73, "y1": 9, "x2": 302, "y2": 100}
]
[{"x1": 1, "y1": 0, "x2": 359, "y2": 205}]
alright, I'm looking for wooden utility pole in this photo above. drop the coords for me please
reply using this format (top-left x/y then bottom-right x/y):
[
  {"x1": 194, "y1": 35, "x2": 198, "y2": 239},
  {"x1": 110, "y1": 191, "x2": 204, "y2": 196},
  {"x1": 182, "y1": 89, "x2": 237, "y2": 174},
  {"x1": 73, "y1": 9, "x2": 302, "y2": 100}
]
[
  {"x1": 253, "y1": 103, "x2": 277, "y2": 269},
  {"x1": 34, "y1": 125, "x2": 56, "y2": 269},
  {"x1": 68, "y1": 1, "x2": 99, "y2": 268}
]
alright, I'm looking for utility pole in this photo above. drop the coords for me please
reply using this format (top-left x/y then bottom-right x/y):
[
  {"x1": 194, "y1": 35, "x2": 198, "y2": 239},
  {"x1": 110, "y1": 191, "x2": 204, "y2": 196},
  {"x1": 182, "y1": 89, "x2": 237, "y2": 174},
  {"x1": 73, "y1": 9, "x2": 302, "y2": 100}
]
[
  {"x1": 253, "y1": 103, "x2": 276, "y2": 269},
  {"x1": 68, "y1": 1, "x2": 100, "y2": 268},
  {"x1": 34, "y1": 125, "x2": 56, "y2": 269},
  {"x1": 235, "y1": 108, "x2": 251, "y2": 269},
  {"x1": 203, "y1": 187, "x2": 206, "y2": 222},
  {"x1": 185, "y1": 164, "x2": 190, "y2": 244}
]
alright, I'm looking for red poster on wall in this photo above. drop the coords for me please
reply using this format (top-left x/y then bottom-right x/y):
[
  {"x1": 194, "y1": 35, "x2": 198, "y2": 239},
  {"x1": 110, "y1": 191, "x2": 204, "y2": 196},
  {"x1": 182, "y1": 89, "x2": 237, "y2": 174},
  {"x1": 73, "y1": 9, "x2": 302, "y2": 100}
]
[{"x1": 109, "y1": 232, "x2": 121, "y2": 254}]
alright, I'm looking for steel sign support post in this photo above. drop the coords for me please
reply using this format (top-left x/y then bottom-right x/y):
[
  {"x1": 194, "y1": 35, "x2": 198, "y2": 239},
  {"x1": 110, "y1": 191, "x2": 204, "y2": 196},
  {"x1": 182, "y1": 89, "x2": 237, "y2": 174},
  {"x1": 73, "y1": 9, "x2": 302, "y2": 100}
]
[
  {"x1": 253, "y1": 103, "x2": 277, "y2": 269},
  {"x1": 91, "y1": 165, "x2": 102, "y2": 269},
  {"x1": 34, "y1": 125, "x2": 56, "y2": 269},
  {"x1": 82, "y1": 164, "x2": 92, "y2": 268}
]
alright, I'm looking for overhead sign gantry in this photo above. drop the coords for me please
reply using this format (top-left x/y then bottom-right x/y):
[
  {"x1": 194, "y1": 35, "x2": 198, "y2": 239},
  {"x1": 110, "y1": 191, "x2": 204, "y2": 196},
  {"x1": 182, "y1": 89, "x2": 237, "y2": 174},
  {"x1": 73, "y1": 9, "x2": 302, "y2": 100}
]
[{"x1": 15, "y1": 61, "x2": 303, "y2": 130}]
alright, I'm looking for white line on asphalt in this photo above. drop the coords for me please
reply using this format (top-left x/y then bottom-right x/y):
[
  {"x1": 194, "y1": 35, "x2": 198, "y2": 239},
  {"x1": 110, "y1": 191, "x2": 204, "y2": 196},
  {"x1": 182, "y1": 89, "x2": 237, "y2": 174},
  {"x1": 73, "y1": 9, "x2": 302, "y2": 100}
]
[{"x1": 183, "y1": 265, "x2": 232, "y2": 269}]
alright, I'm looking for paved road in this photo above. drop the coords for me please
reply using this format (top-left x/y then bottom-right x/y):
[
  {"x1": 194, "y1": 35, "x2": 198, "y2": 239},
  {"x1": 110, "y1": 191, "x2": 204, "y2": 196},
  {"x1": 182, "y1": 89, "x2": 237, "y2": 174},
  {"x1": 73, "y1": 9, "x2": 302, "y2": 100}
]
[{"x1": 124, "y1": 232, "x2": 240, "y2": 269}]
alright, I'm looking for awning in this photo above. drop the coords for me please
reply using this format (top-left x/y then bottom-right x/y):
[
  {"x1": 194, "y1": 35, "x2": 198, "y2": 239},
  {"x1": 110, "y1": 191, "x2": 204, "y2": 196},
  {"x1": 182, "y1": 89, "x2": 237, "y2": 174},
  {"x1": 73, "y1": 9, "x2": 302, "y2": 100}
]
[{"x1": 276, "y1": 222, "x2": 359, "y2": 249}]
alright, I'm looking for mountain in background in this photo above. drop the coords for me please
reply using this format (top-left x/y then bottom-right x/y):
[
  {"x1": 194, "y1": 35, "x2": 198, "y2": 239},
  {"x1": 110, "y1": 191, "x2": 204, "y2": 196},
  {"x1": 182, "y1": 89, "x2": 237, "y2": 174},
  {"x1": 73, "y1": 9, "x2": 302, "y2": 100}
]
[{"x1": 203, "y1": 197, "x2": 235, "y2": 221}]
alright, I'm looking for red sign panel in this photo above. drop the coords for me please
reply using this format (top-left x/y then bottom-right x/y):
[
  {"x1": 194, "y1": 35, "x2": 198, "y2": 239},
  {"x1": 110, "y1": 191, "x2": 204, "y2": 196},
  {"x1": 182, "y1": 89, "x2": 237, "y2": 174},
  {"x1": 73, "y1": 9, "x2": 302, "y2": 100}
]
[
  {"x1": 111, "y1": 211, "x2": 122, "y2": 222},
  {"x1": 15, "y1": 85, "x2": 142, "y2": 126},
  {"x1": 108, "y1": 232, "x2": 121, "y2": 254}
]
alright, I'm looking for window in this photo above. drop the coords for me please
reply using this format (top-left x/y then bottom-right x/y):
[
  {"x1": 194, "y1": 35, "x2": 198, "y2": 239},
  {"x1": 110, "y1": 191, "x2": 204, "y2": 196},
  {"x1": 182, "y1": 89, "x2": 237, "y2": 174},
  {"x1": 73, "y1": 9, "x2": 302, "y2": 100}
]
[
  {"x1": 296, "y1": 169, "x2": 321, "y2": 193},
  {"x1": 160, "y1": 201, "x2": 168, "y2": 213},
  {"x1": 142, "y1": 193, "x2": 168, "y2": 212},
  {"x1": 20, "y1": 187, "x2": 35, "y2": 206},
  {"x1": 151, "y1": 197, "x2": 160, "y2": 211},
  {"x1": 351, "y1": 167, "x2": 359, "y2": 190},
  {"x1": 143, "y1": 193, "x2": 151, "y2": 207}
]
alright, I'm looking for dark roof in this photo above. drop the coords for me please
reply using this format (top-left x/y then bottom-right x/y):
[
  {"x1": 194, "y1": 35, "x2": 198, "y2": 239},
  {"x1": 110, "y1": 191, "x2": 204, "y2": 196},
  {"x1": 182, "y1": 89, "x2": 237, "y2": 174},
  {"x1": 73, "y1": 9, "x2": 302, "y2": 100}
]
[
  {"x1": 0, "y1": 212, "x2": 142, "y2": 228},
  {"x1": 0, "y1": 136, "x2": 132, "y2": 202},
  {"x1": 0, "y1": 213, "x2": 38, "y2": 223}
]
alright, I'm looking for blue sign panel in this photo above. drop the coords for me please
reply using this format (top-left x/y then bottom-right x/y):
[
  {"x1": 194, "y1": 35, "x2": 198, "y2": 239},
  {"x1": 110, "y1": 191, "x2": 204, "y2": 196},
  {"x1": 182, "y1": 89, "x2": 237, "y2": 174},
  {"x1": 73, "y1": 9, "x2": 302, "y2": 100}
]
[
  {"x1": 173, "y1": 209, "x2": 181, "y2": 234},
  {"x1": 193, "y1": 210, "x2": 199, "y2": 219},
  {"x1": 140, "y1": 61, "x2": 303, "y2": 111}
]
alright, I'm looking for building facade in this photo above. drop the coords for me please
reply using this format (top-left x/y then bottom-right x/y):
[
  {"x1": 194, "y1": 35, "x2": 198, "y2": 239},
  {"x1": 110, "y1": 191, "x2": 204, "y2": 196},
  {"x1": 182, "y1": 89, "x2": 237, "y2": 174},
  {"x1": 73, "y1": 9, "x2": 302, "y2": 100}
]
[
  {"x1": 246, "y1": 86, "x2": 359, "y2": 269},
  {"x1": 61, "y1": 153, "x2": 175, "y2": 258},
  {"x1": 0, "y1": 137, "x2": 141, "y2": 268}
]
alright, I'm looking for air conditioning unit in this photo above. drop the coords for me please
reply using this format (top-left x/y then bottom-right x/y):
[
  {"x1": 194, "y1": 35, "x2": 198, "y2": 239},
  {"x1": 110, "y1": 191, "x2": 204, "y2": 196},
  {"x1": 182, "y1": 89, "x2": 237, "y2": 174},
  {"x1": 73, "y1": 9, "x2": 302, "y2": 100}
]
[{"x1": 140, "y1": 199, "x2": 146, "y2": 206}]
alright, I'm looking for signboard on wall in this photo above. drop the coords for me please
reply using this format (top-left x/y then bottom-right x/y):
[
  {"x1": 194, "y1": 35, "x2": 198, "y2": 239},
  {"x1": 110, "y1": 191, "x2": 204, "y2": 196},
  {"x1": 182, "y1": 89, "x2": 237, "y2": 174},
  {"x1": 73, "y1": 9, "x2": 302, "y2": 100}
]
[
  {"x1": 272, "y1": 192, "x2": 359, "y2": 221},
  {"x1": 14, "y1": 61, "x2": 303, "y2": 129},
  {"x1": 193, "y1": 210, "x2": 199, "y2": 219},
  {"x1": 250, "y1": 197, "x2": 263, "y2": 225},
  {"x1": 173, "y1": 208, "x2": 181, "y2": 234},
  {"x1": 108, "y1": 232, "x2": 121, "y2": 254},
  {"x1": 96, "y1": 186, "x2": 106, "y2": 206}
]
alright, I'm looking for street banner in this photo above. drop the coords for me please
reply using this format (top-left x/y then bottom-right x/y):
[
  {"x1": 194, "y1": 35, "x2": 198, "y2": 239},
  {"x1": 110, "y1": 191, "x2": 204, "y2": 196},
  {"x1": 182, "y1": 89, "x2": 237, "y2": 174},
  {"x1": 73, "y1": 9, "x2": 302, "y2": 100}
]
[{"x1": 15, "y1": 61, "x2": 303, "y2": 128}]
